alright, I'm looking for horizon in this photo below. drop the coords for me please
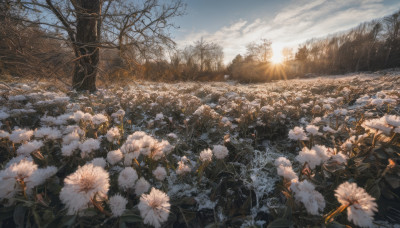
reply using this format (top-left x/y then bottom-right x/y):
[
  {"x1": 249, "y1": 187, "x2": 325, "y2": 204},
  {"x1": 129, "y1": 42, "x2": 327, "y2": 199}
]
[{"x1": 171, "y1": 0, "x2": 400, "y2": 64}]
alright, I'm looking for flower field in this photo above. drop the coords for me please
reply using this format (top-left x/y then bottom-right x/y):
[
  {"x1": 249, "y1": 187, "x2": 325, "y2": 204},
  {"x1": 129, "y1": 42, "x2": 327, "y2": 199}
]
[{"x1": 0, "y1": 73, "x2": 399, "y2": 227}]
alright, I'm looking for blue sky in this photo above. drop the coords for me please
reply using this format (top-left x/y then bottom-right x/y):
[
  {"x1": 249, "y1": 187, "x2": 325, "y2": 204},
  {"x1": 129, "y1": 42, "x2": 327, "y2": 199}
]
[{"x1": 170, "y1": 0, "x2": 400, "y2": 63}]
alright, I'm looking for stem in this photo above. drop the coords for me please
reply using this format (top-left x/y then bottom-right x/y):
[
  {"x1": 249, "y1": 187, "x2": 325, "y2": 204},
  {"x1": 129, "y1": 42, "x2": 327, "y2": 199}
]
[{"x1": 325, "y1": 204, "x2": 349, "y2": 224}]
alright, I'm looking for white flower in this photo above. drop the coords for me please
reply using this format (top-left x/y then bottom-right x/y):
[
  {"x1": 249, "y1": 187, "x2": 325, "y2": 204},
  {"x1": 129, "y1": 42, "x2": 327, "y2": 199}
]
[
  {"x1": 331, "y1": 153, "x2": 348, "y2": 164},
  {"x1": 362, "y1": 117, "x2": 392, "y2": 135},
  {"x1": 199, "y1": 148, "x2": 213, "y2": 162},
  {"x1": 384, "y1": 115, "x2": 400, "y2": 127},
  {"x1": 106, "y1": 127, "x2": 120, "y2": 143},
  {"x1": 63, "y1": 131, "x2": 80, "y2": 145},
  {"x1": 61, "y1": 141, "x2": 79, "y2": 157},
  {"x1": 212, "y1": 145, "x2": 229, "y2": 159},
  {"x1": 0, "y1": 159, "x2": 37, "y2": 200},
  {"x1": 296, "y1": 147, "x2": 321, "y2": 169},
  {"x1": 138, "y1": 188, "x2": 170, "y2": 228},
  {"x1": 109, "y1": 194, "x2": 128, "y2": 217},
  {"x1": 34, "y1": 127, "x2": 62, "y2": 140},
  {"x1": 176, "y1": 156, "x2": 191, "y2": 175},
  {"x1": 153, "y1": 166, "x2": 167, "y2": 181},
  {"x1": 72, "y1": 111, "x2": 85, "y2": 122},
  {"x1": 288, "y1": 126, "x2": 309, "y2": 141},
  {"x1": 59, "y1": 164, "x2": 110, "y2": 215},
  {"x1": 107, "y1": 149, "x2": 123, "y2": 165},
  {"x1": 89, "y1": 157, "x2": 107, "y2": 168},
  {"x1": 306, "y1": 125, "x2": 320, "y2": 135},
  {"x1": 291, "y1": 180, "x2": 325, "y2": 215},
  {"x1": 335, "y1": 182, "x2": 377, "y2": 227},
  {"x1": 118, "y1": 167, "x2": 138, "y2": 190},
  {"x1": 274, "y1": 157, "x2": 292, "y2": 167},
  {"x1": 312, "y1": 145, "x2": 332, "y2": 162},
  {"x1": 16, "y1": 140, "x2": 43, "y2": 156},
  {"x1": 25, "y1": 166, "x2": 58, "y2": 192},
  {"x1": 323, "y1": 126, "x2": 336, "y2": 133},
  {"x1": 124, "y1": 152, "x2": 139, "y2": 166},
  {"x1": 277, "y1": 165, "x2": 298, "y2": 181},
  {"x1": 135, "y1": 177, "x2": 150, "y2": 195},
  {"x1": 0, "y1": 130, "x2": 10, "y2": 138},
  {"x1": 9, "y1": 129, "x2": 34, "y2": 143},
  {"x1": 79, "y1": 138, "x2": 100, "y2": 158},
  {"x1": 92, "y1": 114, "x2": 108, "y2": 125}
]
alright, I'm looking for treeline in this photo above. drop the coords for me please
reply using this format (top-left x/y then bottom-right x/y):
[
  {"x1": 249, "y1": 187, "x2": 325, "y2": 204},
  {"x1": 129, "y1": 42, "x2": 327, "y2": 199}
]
[
  {"x1": 294, "y1": 10, "x2": 400, "y2": 75},
  {"x1": 1, "y1": 2, "x2": 400, "y2": 84}
]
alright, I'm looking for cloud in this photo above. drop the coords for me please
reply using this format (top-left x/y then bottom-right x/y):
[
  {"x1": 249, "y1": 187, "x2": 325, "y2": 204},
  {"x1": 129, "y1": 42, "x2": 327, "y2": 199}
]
[{"x1": 176, "y1": 0, "x2": 400, "y2": 64}]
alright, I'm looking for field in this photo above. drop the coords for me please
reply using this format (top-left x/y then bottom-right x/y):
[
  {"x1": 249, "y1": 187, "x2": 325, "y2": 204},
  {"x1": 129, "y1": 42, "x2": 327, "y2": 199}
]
[{"x1": 0, "y1": 72, "x2": 400, "y2": 227}]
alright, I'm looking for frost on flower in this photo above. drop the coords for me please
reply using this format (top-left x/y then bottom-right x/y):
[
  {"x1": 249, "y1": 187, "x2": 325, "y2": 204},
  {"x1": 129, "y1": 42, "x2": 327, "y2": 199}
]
[
  {"x1": 291, "y1": 180, "x2": 325, "y2": 215},
  {"x1": 92, "y1": 113, "x2": 108, "y2": 125},
  {"x1": 288, "y1": 126, "x2": 309, "y2": 141},
  {"x1": 176, "y1": 156, "x2": 191, "y2": 175},
  {"x1": 199, "y1": 148, "x2": 213, "y2": 162},
  {"x1": 34, "y1": 127, "x2": 62, "y2": 140},
  {"x1": 135, "y1": 177, "x2": 151, "y2": 195},
  {"x1": 107, "y1": 149, "x2": 123, "y2": 165},
  {"x1": 59, "y1": 164, "x2": 110, "y2": 215},
  {"x1": 109, "y1": 194, "x2": 128, "y2": 217},
  {"x1": 296, "y1": 145, "x2": 332, "y2": 169},
  {"x1": 152, "y1": 166, "x2": 167, "y2": 181},
  {"x1": 275, "y1": 157, "x2": 298, "y2": 181},
  {"x1": 212, "y1": 145, "x2": 229, "y2": 159},
  {"x1": 25, "y1": 166, "x2": 58, "y2": 193},
  {"x1": 384, "y1": 115, "x2": 400, "y2": 127},
  {"x1": 63, "y1": 131, "x2": 80, "y2": 145},
  {"x1": 362, "y1": 117, "x2": 392, "y2": 135},
  {"x1": 9, "y1": 129, "x2": 34, "y2": 143},
  {"x1": 89, "y1": 157, "x2": 107, "y2": 168},
  {"x1": 138, "y1": 188, "x2": 170, "y2": 228},
  {"x1": 61, "y1": 141, "x2": 79, "y2": 157},
  {"x1": 106, "y1": 127, "x2": 120, "y2": 143},
  {"x1": 0, "y1": 159, "x2": 37, "y2": 200},
  {"x1": 335, "y1": 182, "x2": 377, "y2": 227},
  {"x1": 16, "y1": 140, "x2": 43, "y2": 156},
  {"x1": 118, "y1": 167, "x2": 138, "y2": 190},
  {"x1": 79, "y1": 138, "x2": 100, "y2": 158},
  {"x1": 306, "y1": 125, "x2": 320, "y2": 136}
]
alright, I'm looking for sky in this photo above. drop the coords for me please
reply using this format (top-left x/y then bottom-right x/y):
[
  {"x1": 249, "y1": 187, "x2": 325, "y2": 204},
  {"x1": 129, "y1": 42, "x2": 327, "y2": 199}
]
[{"x1": 170, "y1": 0, "x2": 400, "y2": 64}]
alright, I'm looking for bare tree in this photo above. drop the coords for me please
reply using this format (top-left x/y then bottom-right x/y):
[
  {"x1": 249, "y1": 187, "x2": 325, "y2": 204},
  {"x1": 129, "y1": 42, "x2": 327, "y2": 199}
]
[{"x1": 4, "y1": 0, "x2": 185, "y2": 91}]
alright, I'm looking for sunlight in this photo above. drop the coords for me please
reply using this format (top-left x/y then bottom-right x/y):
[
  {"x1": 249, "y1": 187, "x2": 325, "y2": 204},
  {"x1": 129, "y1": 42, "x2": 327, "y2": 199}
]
[{"x1": 271, "y1": 43, "x2": 284, "y2": 64}]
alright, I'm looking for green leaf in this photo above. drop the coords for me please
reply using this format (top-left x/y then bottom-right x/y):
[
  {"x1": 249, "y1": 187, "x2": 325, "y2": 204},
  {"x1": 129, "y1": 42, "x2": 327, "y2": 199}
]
[
  {"x1": 365, "y1": 179, "x2": 381, "y2": 200},
  {"x1": 0, "y1": 206, "x2": 14, "y2": 221},
  {"x1": 326, "y1": 221, "x2": 346, "y2": 228},
  {"x1": 59, "y1": 215, "x2": 77, "y2": 228},
  {"x1": 13, "y1": 205, "x2": 27, "y2": 228},
  {"x1": 119, "y1": 213, "x2": 142, "y2": 223},
  {"x1": 32, "y1": 209, "x2": 42, "y2": 228},
  {"x1": 267, "y1": 218, "x2": 294, "y2": 228}
]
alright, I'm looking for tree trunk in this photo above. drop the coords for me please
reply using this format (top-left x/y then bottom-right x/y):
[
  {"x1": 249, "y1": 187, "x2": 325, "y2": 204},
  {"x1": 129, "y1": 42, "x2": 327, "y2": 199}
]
[{"x1": 72, "y1": 0, "x2": 100, "y2": 92}]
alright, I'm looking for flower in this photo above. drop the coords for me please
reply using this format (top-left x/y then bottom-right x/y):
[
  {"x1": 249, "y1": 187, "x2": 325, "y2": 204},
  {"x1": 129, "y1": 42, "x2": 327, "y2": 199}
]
[
  {"x1": 107, "y1": 149, "x2": 123, "y2": 165},
  {"x1": 176, "y1": 156, "x2": 191, "y2": 175},
  {"x1": 138, "y1": 188, "x2": 170, "y2": 228},
  {"x1": 0, "y1": 159, "x2": 38, "y2": 200},
  {"x1": 274, "y1": 157, "x2": 292, "y2": 167},
  {"x1": 153, "y1": 166, "x2": 167, "y2": 181},
  {"x1": 135, "y1": 177, "x2": 150, "y2": 195},
  {"x1": 106, "y1": 127, "x2": 120, "y2": 143},
  {"x1": 199, "y1": 148, "x2": 213, "y2": 162},
  {"x1": 79, "y1": 138, "x2": 100, "y2": 158},
  {"x1": 61, "y1": 141, "x2": 79, "y2": 157},
  {"x1": 109, "y1": 194, "x2": 128, "y2": 217},
  {"x1": 212, "y1": 145, "x2": 229, "y2": 159},
  {"x1": 89, "y1": 157, "x2": 107, "y2": 168},
  {"x1": 118, "y1": 167, "x2": 138, "y2": 190},
  {"x1": 59, "y1": 164, "x2": 110, "y2": 215},
  {"x1": 9, "y1": 129, "x2": 34, "y2": 143},
  {"x1": 288, "y1": 126, "x2": 309, "y2": 141},
  {"x1": 291, "y1": 180, "x2": 325, "y2": 215},
  {"x1": 16, "y1": 140, "x2": 43, "y2": 156},
  {"x1": 384, "y1": 115, "x2": 400, "y2": 127},
  {"x1": 92, "y1": 114, "x2": 108, "y2": 125},
  {"x1": 306, "y1": 125, "x2": 320, "y2": 135},
  {"x1": 34, "y1": 127, "x2": 62, "y2": 140},
  {"x1": 334, "y1": 182, "x2": 377, "y2": 227},
  {"x1": 25, "y1": 166, "x2": 58, "y2": 193}
]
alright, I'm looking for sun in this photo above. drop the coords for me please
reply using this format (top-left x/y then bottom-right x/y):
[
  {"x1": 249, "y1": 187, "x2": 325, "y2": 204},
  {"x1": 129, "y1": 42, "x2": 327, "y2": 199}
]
[{"x1": 271, "y1": 43, "x2": 284, "y2": 64}]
